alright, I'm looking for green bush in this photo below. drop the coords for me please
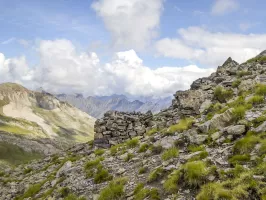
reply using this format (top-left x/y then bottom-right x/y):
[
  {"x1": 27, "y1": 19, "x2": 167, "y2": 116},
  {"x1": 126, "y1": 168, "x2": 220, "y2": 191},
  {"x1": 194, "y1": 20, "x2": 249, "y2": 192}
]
[
  {"x1": 183, "y1": 161, "x2": 208, "y2": 186},
  {"x1": 98, "y1": 177, "x2": 127, "y2": 200},
  {"x1": 126, "y1": 138, "x2": 139, "y2": 148},
  {"x1": 138, "y1": 143, "x2": 149, "y2": 153},
  {"x1": 248, "y1": 95, "x2": 264, "y2": 105},
  {"x1": 166, "y1": 118, "x2": 193, "y2": 134},
  {"x1": 214, "y1": 86, "x2": 234, "y2": 103},
  {"x1": 232, "y1": 79, "x2": 241, "y2": 88},
  {"x1": 148, "y1": 167, "x2": 164, "y2": 183},
  {"x1": 232, "y1": 106, "x2": 246, "y2": 122},
  {"x1": 161, "y1": 147, "x2": 179, "y2": 161},
  {"x1": 233, "y1": 135, "x2": 259, "y2": 154},
  {"x1": 163, "y1": 170, "x2": 180, "y2": 194},
  {"x1": 94, "y1": 149, "x2": 105, "y2": 156},
  {"x1": 247, "y1": 56, "x2": 266, "y2": 64},
  {"x1": 255, "y1": 84, "x2": 266, "y2": 96},
  {"x1": 229, "y1": 154, "x2": 251, "y2": 165}
]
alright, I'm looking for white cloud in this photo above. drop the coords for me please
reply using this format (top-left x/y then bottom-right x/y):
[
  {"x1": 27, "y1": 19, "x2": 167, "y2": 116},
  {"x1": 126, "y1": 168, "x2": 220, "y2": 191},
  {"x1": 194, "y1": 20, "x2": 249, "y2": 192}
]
[
  {"x1": 91, "y1": 0, "x2": 164, "y2": 50},
  {"x1": 0, "y1": 40, "x2": 214, "y2": 97},
  {"x1": 155, "y1": 26, "x2": 266, "y2": 66},
  {"x1": 0, "y1": 53, "x2": 33, "y2": 85},
  {"x1": 1, "y1": 37, "x2": 16, "y2": 45},
  {"x1": 211, "y1": 0, "x2": 239, "y2": 15}
]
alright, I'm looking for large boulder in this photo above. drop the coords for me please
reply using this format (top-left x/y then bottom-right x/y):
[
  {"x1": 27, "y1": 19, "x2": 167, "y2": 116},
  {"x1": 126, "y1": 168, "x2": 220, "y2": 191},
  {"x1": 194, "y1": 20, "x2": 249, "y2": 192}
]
[
  {"x1": 172, "y1": 90, "x2": 211, "y2": 116},
  {"x1": 199, "y1": 109, "x2": 234, "y2": 133},
  {"x1": 224, "y1": 125, "x2": 246, "y2": 136}
]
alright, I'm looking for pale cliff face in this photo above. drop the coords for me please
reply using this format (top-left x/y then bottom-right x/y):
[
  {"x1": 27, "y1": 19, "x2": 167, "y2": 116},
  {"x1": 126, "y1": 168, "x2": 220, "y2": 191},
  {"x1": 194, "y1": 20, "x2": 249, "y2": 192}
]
[{"x1": 0, "y1": 83, "x2": 95, "y2": 143}]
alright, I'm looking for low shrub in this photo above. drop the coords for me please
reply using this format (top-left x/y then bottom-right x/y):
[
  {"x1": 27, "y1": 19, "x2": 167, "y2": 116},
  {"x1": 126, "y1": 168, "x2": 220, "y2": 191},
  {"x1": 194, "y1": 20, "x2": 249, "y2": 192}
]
[
  {"x1": 259, "y1": 140, "x2": 266, "y2": 155},
  {"x1": 161, "y1": 147, "x2": 179, "y2": 161},
  {"x1": 23, "y1": 168, "x2": 32, "y2": 174},
  {"x1": 188, "y1": 151, "x2": 208, "y2": 161}
]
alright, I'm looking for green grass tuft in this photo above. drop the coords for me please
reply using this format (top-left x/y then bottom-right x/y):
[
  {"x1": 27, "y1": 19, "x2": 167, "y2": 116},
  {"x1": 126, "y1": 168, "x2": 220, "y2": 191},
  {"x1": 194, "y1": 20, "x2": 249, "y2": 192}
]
[
  {"x1": 126, "y1": 138, "x2": 139, "y2": 148},
  {"x1": 183, "y1": 161, "x2": 208, "y2": 186},
  {"x1": 166, "y1": 118, "x2": 193, "y2": 134},
  {"x1": 98, "y1": 177, "x2": 127, "y2": 200},
  {"x1": 138, "y1": 143, "x2": 149, "y2": 153},
  {"x1": 214, "y1": 86, "x2": 234, "y2": 103},
  {"x1": 233, "y1": 135, "x2": 259, "y2": 154},
  {"x1": 161, "y1": 147, "x2": 179, "y2": 161},
  {"x1": 163, "y1": 170, "x2": 180, "y2": 194},
  {"x1": 148, "y1": 167, "x2": 164, "y2": 183},
  {"x1": 229, "y1": 154, "x2": 251, "y2": 165},
  {"x1": 94, "y1": 149, "x2": 105, "y2": 156}
]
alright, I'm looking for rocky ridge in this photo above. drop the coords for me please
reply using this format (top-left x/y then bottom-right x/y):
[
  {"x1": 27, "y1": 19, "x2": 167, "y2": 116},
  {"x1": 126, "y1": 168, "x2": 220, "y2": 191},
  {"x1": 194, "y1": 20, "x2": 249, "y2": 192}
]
[{"x1": 2, "y1": 52, "x2": 266, "y2": 199}]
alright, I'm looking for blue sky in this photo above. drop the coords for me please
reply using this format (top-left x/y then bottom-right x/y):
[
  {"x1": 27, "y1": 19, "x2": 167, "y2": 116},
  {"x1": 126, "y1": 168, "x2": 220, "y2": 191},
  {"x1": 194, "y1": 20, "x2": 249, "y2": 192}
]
[{"x1": 1, "y1": 0, "x2": 266, "y2": 97}]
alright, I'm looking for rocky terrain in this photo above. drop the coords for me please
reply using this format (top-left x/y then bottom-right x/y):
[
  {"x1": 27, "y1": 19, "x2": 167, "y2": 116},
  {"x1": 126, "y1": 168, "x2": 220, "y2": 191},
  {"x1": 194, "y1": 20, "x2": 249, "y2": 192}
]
[
  {"x1": 0, "y1": 83, "x2": 95, "y2": 168},
  {"x1": 2, "y1": 51, "x2": 266, "y2": 199},
  {"x1": 56, "y1": 94, "x2": 172, "y2": 118}
]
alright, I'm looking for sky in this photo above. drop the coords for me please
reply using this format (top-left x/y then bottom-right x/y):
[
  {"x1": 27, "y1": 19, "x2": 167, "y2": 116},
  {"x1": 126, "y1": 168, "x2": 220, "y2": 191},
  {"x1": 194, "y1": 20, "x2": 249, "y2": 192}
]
[{"x1": 1, "y1": 0, "x2": 266, "y2": 97}]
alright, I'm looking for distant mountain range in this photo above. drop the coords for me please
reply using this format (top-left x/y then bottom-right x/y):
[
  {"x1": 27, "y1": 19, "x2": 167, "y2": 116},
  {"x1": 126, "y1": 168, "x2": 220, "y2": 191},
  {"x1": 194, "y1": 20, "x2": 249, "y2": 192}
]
[{"x1": 56, "y1": 93, "x2": 172, "y2": 118}]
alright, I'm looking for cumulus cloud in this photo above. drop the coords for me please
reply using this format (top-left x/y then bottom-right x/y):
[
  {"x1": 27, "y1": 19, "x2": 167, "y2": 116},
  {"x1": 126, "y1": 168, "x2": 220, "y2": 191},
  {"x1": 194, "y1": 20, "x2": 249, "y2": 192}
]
[
  {"x1": 0, "y1": 39, "x2": 214, "y2": 97},
  {"x1": 0, "y1": 53, "x2": 33, "y2": 85},
  {"x1": 91, "y1": 0, "x2": 164, "y2": 50},
  {"x1": 155, "y1": 26, "x2": 266, "y2": 66},
  {"x1": 211, "y1": 0, "x2": 239, "y2": 15}
]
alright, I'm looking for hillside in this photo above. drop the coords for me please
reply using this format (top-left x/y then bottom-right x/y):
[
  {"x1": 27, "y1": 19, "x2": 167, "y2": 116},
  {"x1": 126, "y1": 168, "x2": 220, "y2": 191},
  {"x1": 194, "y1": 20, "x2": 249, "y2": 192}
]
[
  {"x1": 56, "y1": 94, "x2": 172, "y2": 118},
  {"x1": 2, "y1": 51, "x2": 266, "y2": 199},
  {"x1": 0, "y1": 83, "x2": 95, "y2": 167}
]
